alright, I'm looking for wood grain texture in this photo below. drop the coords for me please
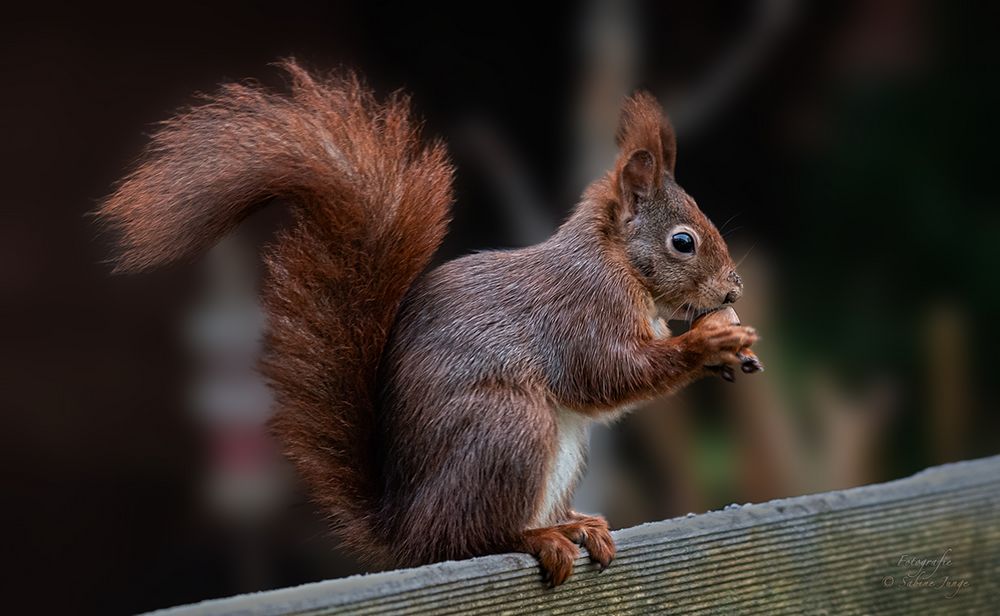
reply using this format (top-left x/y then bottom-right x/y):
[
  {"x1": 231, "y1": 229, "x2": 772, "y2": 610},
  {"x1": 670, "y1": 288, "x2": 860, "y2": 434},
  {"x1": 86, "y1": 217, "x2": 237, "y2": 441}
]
[{"x1": 150, "y1": 456, "x2": 1000, "y2": 615}]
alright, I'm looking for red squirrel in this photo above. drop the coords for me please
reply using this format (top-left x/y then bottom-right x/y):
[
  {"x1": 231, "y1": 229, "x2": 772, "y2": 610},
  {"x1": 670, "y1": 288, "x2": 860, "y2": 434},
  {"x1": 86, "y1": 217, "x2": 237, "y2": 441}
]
[{"x1": 98, "y1": 60, "x2": 759, "y2": 586}]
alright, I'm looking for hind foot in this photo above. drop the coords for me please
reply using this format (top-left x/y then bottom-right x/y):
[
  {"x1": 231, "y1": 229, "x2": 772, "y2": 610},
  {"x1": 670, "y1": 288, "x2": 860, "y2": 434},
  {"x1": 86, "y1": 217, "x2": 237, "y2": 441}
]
[
  {"x1": 562, "y1": 511, "x2": 616, "y2": 570},
  {"x1": 520, "y1": 513, "x2": 616, "y2": 587}
]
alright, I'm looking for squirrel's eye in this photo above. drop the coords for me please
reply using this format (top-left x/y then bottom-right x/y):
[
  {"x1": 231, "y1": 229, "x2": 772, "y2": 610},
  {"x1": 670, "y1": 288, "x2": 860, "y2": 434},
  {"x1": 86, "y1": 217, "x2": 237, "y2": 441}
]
[{"x1": 671, "y1": 232, "x2": 695, "y2": 254}]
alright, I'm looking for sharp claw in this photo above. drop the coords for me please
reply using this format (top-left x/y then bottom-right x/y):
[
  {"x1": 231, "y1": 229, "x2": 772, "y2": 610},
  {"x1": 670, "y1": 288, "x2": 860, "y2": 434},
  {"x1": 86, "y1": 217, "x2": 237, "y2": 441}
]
[
  {"x1": 740, "y1": 357, "x2": 764, "y2": 373},
  {"x1": 721, "y1": 366, "x2": 735, "y2": 382}
]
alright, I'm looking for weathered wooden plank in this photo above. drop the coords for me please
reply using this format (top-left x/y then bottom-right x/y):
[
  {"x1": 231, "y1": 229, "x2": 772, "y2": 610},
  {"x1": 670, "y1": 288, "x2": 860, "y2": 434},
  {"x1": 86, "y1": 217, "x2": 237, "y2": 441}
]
[{"x1": 151, "y1": 456, "x2": 1000, "y2": 615}]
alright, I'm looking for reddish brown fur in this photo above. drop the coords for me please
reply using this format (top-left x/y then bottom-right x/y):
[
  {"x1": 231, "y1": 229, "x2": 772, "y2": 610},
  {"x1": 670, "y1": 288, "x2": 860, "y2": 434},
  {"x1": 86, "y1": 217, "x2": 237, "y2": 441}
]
[
  {"x1": 97, "y1": 62, "x2": 758, "y2": 585},
  {"x1": 519, "y1": 513, "x2": 615, "y2": 588}
]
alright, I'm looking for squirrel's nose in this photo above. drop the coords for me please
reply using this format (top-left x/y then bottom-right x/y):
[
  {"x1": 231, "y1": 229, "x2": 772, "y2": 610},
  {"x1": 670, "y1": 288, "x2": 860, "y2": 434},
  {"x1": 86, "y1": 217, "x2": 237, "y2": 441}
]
[{"x1": 723, "y1": 271, "x2": 743, "y2": 304}]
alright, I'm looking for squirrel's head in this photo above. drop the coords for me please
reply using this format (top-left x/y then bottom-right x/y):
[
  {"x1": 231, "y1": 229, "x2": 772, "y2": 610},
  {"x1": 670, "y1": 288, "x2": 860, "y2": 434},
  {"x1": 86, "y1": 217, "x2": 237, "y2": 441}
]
[{"x1": 611, "y1": 91, "x2": 742, "y2": 318}]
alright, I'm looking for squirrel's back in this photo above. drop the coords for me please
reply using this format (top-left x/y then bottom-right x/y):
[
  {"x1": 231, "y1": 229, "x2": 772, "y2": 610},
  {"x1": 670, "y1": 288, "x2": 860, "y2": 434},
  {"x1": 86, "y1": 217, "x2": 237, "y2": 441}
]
[{"x1": 97, "y1": 60, "x2": 454, "y2": 565}]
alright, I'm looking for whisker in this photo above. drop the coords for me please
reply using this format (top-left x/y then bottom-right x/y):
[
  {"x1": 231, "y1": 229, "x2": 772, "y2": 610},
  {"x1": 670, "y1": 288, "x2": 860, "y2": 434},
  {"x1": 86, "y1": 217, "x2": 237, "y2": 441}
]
[
  {"x1": 722, "y1": 225, "x2": 743, "y2": 239},
  {"x1": 718, "y1": 212, "x2": 741, "y2": 234},
  {"x1": 734, "y1": 242, "x2": 758, "y2": 270},
  {"x1": 655, "y1": 296, "x2": 686, "y2": 323}
]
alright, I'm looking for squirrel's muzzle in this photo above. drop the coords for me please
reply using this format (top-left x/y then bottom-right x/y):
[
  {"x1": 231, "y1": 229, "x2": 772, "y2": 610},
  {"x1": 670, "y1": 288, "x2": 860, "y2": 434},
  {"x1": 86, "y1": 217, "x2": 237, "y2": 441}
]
[{"x1": 722, "y1": 271, "x2": 743, "y2": 304}]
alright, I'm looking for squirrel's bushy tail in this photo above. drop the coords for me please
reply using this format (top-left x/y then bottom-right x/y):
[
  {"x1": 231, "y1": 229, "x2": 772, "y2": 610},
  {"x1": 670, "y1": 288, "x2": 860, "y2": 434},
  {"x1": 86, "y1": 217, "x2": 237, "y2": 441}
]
[{"x1": 98, "y1": 60, "x2": 453, "y2": 563}]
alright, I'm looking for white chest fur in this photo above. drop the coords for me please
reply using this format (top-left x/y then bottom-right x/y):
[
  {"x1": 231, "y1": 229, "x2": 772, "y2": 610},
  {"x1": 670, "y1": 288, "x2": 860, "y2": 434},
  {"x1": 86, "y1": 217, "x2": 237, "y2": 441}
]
[{"x1": 529, "y1": 407, "x2": 592, "y2": 528}]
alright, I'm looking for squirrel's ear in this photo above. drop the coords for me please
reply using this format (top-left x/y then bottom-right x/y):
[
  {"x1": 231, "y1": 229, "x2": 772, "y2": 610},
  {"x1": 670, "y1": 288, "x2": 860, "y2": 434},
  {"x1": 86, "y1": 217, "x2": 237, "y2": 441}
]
[
  {"x1": 616, "y1": 91, "x2": 677, "y2": 178},
  {"x1": 620, "y1": 149, "x2": 656, "y2": 200}
]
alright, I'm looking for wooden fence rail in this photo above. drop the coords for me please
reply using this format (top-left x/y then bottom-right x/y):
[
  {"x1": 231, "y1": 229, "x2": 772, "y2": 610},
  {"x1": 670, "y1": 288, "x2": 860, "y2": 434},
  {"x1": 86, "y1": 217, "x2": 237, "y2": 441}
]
[{"x1": 152, "y1": 455, "x2": 1000, "y2": 615}]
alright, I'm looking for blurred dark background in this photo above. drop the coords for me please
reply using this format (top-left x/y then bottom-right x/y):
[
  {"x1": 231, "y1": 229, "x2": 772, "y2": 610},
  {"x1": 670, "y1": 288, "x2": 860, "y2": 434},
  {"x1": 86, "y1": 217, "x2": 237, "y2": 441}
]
[{"x1": 2, "y1": 1, "x2": 998, "y2": 613}]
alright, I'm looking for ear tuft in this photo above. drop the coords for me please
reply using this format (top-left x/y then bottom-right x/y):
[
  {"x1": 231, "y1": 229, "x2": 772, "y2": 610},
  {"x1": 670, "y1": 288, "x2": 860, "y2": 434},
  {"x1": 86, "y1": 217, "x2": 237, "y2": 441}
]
[{"x1": 615, "y1": 90, "x2": 677, "y2": 178}]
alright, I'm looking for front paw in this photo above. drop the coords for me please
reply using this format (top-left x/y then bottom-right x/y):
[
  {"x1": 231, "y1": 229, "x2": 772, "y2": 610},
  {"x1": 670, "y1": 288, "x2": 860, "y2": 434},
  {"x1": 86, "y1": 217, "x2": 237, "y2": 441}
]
[
  {"x1": 706, "y1": 348, "x2": 764, "y2": 381},
  {"x1": 684, "y1": 321, "x2": 760, "y2": 380}
]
